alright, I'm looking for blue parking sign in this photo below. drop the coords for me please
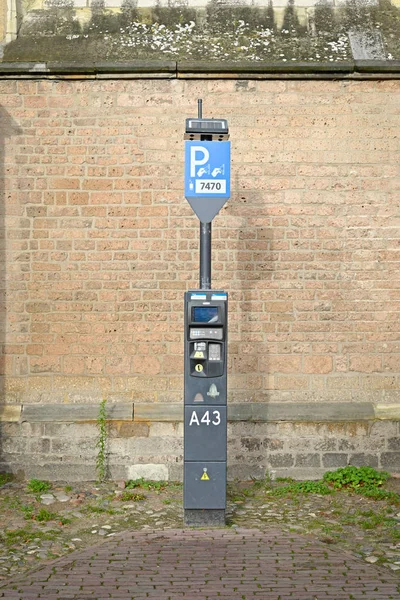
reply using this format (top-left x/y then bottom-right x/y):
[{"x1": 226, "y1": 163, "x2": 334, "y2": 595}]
[{"x1": 185, "y1": 141, "x2": 230, "y2": 199}]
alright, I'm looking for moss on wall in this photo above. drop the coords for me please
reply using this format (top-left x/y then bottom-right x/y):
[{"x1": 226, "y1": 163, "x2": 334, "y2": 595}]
[{"x1": 3, "y1": 0, "x2": 400, "y2": 63}]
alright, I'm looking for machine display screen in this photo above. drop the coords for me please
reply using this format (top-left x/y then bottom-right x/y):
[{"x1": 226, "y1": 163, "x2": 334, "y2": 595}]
[{"x1": 192, "y1": 306, "x2": 219, "y2": 323}]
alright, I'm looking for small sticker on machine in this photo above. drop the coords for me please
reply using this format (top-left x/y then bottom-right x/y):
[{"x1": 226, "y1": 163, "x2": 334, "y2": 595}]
[
  {"x1": 191, "y1": 294, "x2": 207, "y2": 300},
  {"x1": 211, "y1": 294, "x2": 227, "y2": 301}
]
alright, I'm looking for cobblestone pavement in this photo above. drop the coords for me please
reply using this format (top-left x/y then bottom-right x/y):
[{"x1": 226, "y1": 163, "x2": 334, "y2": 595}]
[{"x1": 0, "y1": 527, "x2": 399, "y2": 600}]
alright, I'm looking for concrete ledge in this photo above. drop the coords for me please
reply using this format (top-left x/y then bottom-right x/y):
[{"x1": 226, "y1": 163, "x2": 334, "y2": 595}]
[
  {"x1": 374, "y1": 404, "x2": 400, "y2": 420},
  {"x1": 0, "y1": 405, "x2": 21, "y2": 422},
  {"x1": 134, "y1": 403, "x2": 183, "y2": 422},
  {"x1": 0, "y1": 401, "x2": 397, "y2": 424},
  {"x1": 229, "y1": 402, "x2": 375, "y2": 422},
  {"x1": 22, "y1": 403, "x2": 133, "y2": 422},
  {"x1": 177, "y1": 61, "x2": 356, "y2": 74},
  {"x1": 135, "y1": 402, "x2": 376, "y2": 423},
  {"x1": 355, "y1": 60, "x2": 400, "y2": 73},
  {"x1": 1, "y1": 60, "x2": 400, "y2": 79}
]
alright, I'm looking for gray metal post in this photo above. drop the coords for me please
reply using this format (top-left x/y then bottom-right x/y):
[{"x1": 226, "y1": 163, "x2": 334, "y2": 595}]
[
  {"x1": 199, "y1": 222, "x2": 211, "y2": 290},
  {"x1": 183, "y1": 102, "x2": 230, "y2": 528},
  {"x1": 198, "y1": 98, "x2": 211, "y2": 291}
]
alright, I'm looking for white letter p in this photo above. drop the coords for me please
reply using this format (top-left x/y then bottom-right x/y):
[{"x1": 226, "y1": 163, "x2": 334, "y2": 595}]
[{"x1": 190, "y1": 146, "x2": 209, "y2": 177}]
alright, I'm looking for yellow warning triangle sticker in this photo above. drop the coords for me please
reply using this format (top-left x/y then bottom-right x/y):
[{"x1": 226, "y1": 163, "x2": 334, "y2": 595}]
[{"x1": 201, "y1": 471, "x2": 210, "y2": 481}]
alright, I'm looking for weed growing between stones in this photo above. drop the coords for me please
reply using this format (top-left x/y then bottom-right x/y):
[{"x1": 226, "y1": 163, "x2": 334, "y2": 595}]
[
  {"x1": 96, "y1": 399, "x2": 108, "y2": 484},
  {"x1": 0, "y1": 473, "x2": 13, "y2": 487},
  {"x1": 323, "y1": 466, "x2": 400, "y2": 503},
  {"x1": 35, "y1": 508, "x2": 59, "y2": 523},
  {"x1": 27, "y1": 479, "x2": 52, "y2": 497},
  {"x1": 125, "y1": 478, "x2": 168, "y2": 492},
  {"x1": 252, "y1": 466, "x2": 400, "y2": 505},
  {"x1": 120, "y1": 491, "x2": 146, "y2": 502},
  {"x1": 0, "y1": 527, "x2": 57, "y2": 548},
  {"x1": 84, "y1": 503, "x2": 116, "y2": 516},
  {"x1": 269, "y1": 480, "x2": 333, "y2": 497}
]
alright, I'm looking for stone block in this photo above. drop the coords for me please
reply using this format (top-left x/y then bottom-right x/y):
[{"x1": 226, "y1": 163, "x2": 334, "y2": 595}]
[
  {"x1": 109, "y1": 422, "x2": 149, "y2": 438},
  {"x1": 0, "y1": 422, "x2": 21, "y2": 436},
  {"x1": 268, "y1": 453, "x2": 294, "y2": 468},
  {"x1": 374, "y1": 404, "x2": 400, "y2": 420},
  {"x1": 0, "y1": 405, "x2": 21, "y2": 422},
  {"x1": 227, "y1": 464, "x2": 266, "y2": 481},
  {"x1": 127, "y1": 463, "x2": 169, "y2": 481},
  {"x1": 322, "y1": 453, "x2": 348, "y2": 468},
  {"x1": 51, "y1": 438, "x2": 97, "y2": 457},
  {"x1": 314, "y1": 439, "x2": 337, "y2": 452},
  {"x1": 134, "y1": 403, "x2": 182, "y2": 422},
  {"x1": 240, "y1": 437, "x2": 261, "y2": 452},
  {"x1": 369, "y1": 420, "x2": 398, "y2": 437},
  {"x1": 388, "y1": 437, "x2": 400, "y2": 451},
  {"x1": 381, "y1": 452, "x2": 400, "y2": 472},
  {"x1": 24, "y1": 463, "x2": 97, "y2": 482},
  {"x1": 276, "y1": 468, "x2": 327, "y2": 481},
  {"x1": 295, "y1": 453, "x2": 321, "y2": 467},
  {"x1": 338, "y1": 438, "x2": 357, "y2": 451},
  {"x1": 44, "y1": 422, "x2": 98, "y2": 438},
  {"x1": 262, "y1": 437, "x2": 285, "y2": 450},
  {"x1": 149, "y1": 422, "x2": 180, "y2": 437},
  {"x1": 349, "y1": 453, "x2": 379, "y2": 468},
  {"x1": 168, "y1": 464, "x2": 183, "y2": 482},
  {"x1": 21, "y1": 422, "x2": 44, "y2": 436},
  {"x1": 29, "y1": 438, "x2": 51, "y2": 454},
  {"x1": 303, "y1": 356, "x2": 332, "y2": 374}
]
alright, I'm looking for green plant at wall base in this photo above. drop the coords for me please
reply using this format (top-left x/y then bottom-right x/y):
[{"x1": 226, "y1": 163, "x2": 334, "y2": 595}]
[
  {"x1": 27, "y1": 479, "x2": 52, "y2": 495},
  {"x1": 96, "y1": 399, "x2": 108, "y2": 483},
  {"x1": 125, "y1": 478, "x2": 167, "y2": 491},
  {"x1": 270, "y1": 480, "x2": 332, "y2": 497},
  {"x1": 0, "y1": 473, "x2": 13, "y2": 487},
  {"x1": 323, "y1": 466, "x2": 389, "y2": 490}
]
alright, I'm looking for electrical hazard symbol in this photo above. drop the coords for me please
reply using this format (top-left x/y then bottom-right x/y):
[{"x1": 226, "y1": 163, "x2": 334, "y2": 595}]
[{"x1": 201, "y1": 468, "x2": 210, "y2": 481}]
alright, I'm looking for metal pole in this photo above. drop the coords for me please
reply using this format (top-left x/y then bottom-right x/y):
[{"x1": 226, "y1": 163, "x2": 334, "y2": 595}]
[
  {"x1": 199, "y1": 221, "x2": 211, "y2": 290},
  {"x1": 197, "y1": 98, "x2": 211, "y2": 290}
]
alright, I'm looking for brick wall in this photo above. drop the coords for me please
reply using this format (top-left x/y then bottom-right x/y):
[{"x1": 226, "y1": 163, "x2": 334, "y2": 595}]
[
  {"x1": 0, "y1": 0, "x2": 6, "y2": 41},
  {"x1": 0, "y1": 77, "x2": 399, "y2": 480}
]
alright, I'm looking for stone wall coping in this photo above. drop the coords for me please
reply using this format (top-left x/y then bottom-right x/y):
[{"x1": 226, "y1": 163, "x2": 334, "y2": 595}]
[
  {"x1": 21, "y1": 403, "x2": 134, "y2": 422},
  {"x1": 0, "y1": 60, "x2": 400, "y2": 79},
  {"x1": 0, "y1": 405, "x2": 21, "y2": 422},
  {"x1": 1, "y1": 402, "x2": 399, "y2": 423},
  {"x1": 134, "y1": 402, "x2": 378, "y2": 422}
]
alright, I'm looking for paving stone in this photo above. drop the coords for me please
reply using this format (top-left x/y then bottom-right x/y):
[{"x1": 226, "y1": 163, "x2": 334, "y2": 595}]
[
  {"x1": 54, "y1": 492, "x2": 70, "y2": 502},
  {"x1": 40, "y1": 494, "x2": 55, "y2": 505}
]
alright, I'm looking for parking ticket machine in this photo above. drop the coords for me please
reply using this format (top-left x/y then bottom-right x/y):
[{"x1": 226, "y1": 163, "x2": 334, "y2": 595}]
[{"x1": 184, "y1": 290, "x2": 227, "y2": 526}]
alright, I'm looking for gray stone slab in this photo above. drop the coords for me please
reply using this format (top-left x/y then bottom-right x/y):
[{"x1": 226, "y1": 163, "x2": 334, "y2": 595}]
[
  {"x1": 348, "y1": 30, "x2": 385, "y2": 60},
  {"x1": 374, "y1": 404, "x2": 400, "y2": 420},
  {"x1": 228, "y1": 402, "x2": 375, "y2": 422},
  {"x1": 134, "y1": 403, "x2": 183, "y2": 422},
  {"x1": 0, "y1": 405, "x2": 21, "y2": 422},
  {"x1": 177, "y1": 60, "x2": 355, "y2": 74},
  {"x1": 22, "y1": 403, "x2": 133, "y2": 422},
  {"x1": 21, "y1": 401, "x2": 377, "y2": 424}
]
